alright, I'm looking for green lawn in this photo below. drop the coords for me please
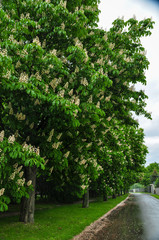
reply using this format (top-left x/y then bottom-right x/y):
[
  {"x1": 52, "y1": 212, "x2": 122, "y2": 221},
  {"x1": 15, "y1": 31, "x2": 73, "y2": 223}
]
[
  {"x1": 0, "y1": 194, "x2": 128, "y2": 240},
  {"x1": 151, "y1": 194, "x2": 159, "y2": 200}
]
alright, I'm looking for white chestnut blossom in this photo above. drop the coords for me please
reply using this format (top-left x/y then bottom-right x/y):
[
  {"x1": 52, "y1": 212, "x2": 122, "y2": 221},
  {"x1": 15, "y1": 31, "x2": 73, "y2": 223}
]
[
  {"x1": 35, "y1": 147, "x2": 40, "y2": 155},
  {"x1": 64, "y1": 82, "x2": 69, "y2": 89},
  {"x1": 29, "y1": 122, "x2": 34, "y2": 129},
  {"x1": 8, "y1": 135, "x2": 15, "y2": 144},
  {"x1": 0, "y1": 47, "x2": 7, "y2": 56},
  {"x1": 57, "y1": 133, "x2": 62, "y2": 140},
  {"x1": 19, "y1": 72, "x2": 28, "y2": 83},
  {"x1": 19, "y1": 171, "x2": 24, "y2": 178},
  {"x1": 68, "y1": 89, "x2": 73, "y2": 96},
  {"x1": 13, "y1": 163, "x2": 18, "y2": 168},
  {"x1": 88, "y1": 95, "x2": 93, "y2": 103},
  {"x1": 74, "y1": 38, "x2": 83, "y2": 49},
  {"x1": 42, "y1": 39, "x2": 46, "y2": 48},
  {"x1": 45, "y1": 84, "x2": 49, "y2": 93},
  {"x1": 74, "y1": 66, "x2": 79, "y2": 73},
  {"x1": 64, "y1": 151, "x2": 70, "y2": 158},
  {"x1": 96, "y1": 101, "x2": 100, "y2": 108},
  {"x1": 33, "y1": 36, "x2": 41, "y2": 46},
  {"x1": 3, "y1": 70, "x2": 11, "y2": 79},
  {"x1": 50, "y1": 49, "x2": 57, "y2": 56},
  {"x1": 16, "y1": 112, "x2": 26, "y2": 121},
  {"x1": 103, "y1": 33, "x2": 108, "y2": 41},
  {"x1": 61, "y1": 23, "x2": 65, "y2": 30},
  {"x1": 34, "y1": 99, "x2": 40, "y2": 105},
  {"x1": 109, "y1": 43, "x2": 115, "y2": 49},
  {"x1": 81, "y1": 78, "x2": 88, "y2": 86},
  {"x1": 17, "y1": 178, "x2": 25, "y2": 186},
  {"x1": 27, "y1": 180, "x2": 32, "y2": 186},
  {"x1": 58, "y1": 89, "x2": 65, "y2": 98},
  {"x1": 107, "y1": 116, "x2": 112, "y2": 122},
  {"x1": 0, "y1": 130, "x2": 4, "y2": 142},
  {"x1": 105, "y1": 95, "x2": 111, "y2": 102},
  {"x1": 49, "y1": 79, "x2": 58, "y2": 90},
  {"x1": 35, "y1": 71, "x2": 42, "y2": 81},
  {"x1": 52, "y1": 142, "x2": 61, "y2": 149},
  {"x1": 9, "y1": 172, "x2": 15, "y2": 180},
  {"x1": 0, "y1": 188, "x2": 5, "y2": 196},
  {"x1": 86, "y1": 143, "x2": 92, "y2": 148},
  {"x1": 50, "y1": 166, "x2": 54, "y2": 173},
  {"x1": 16, "y1": 166, "x2": 23, "y2": 173},
  {"x1": 15, "y1": 61, "x2": 21, "y2": 68},
  {"x1": 129, "y1": 85, "x2": 135, "y2": 91},
  {"x1": 81, "y1": 185, "x2": 86, "y2": 190}
]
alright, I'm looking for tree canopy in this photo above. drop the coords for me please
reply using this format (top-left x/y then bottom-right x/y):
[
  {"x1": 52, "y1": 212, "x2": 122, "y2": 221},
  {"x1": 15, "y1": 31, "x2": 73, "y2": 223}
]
[
  {"x1": 0, "y1": 0, "x2": 154, "y2": 222},
  {"x1": 139, "y1": 162, "x2": 159, "y2": 187}
]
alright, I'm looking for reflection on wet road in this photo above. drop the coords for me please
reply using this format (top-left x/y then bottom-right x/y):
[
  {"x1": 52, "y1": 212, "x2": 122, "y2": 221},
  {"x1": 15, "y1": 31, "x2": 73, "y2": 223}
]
[
  {"x1": 101, "y1": 194, "x2": 144, "y2": 240},
  {"x1": 74, "y1": 193, "x2": 159, "y2": 239},
  {"x1": 135, "y1": 193, "x2": 159, "y2": 240},
  {"x1": 103, "y1": 193, "x2": 159, "y2": 240}
]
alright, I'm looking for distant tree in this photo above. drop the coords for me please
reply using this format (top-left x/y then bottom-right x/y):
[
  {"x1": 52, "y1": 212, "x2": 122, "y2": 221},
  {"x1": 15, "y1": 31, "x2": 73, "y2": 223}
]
[
  {"x1": 140, "y1": 172, "x2": 151, "y2": 186},
  {"x1": 146, "y1": 162, "x2": 159, "y2": 173},
  {"x1": 139, "y1": 162, "x2": 159, "y2": 186},
  {"x1": 155, "y1": 177, "x2": 159, "y2": 188},
  {"x1": 130, "y1": 183, "x2": 145, "y2": 189},
  {"x1": 150, "y1": 169, "x2": 159, "y2": 183}
]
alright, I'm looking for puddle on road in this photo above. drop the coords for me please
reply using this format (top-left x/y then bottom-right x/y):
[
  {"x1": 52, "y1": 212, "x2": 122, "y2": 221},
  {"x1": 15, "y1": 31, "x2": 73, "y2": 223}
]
[{"x1": 101, "y1": 195, "x2": 144, "y2": 240}]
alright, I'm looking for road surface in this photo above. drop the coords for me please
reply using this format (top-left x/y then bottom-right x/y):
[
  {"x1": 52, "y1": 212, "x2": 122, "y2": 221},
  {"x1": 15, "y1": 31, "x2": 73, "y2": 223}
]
[
  {"x1": 135, "y1": 193, "x2": 159, "y2": 240},
  {"x1": 74, "y1": 193, "x2": 159, "y2": 240}
]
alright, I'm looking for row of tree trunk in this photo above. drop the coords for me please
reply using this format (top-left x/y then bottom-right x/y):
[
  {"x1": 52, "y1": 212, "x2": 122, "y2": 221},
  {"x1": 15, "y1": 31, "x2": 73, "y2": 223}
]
[{"x1": 19, "y1": 170, "x2": 129, "y2": 223}]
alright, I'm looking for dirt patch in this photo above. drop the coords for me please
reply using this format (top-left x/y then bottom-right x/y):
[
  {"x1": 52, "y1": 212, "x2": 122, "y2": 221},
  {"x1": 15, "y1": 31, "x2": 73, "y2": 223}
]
[{"x1": 73, "y1": 195, "x2": 144, "y2": 240}]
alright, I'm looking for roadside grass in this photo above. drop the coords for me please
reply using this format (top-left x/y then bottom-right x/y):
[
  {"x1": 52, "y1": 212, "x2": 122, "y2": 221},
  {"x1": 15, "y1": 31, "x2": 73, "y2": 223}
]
[
  {"x1": 0, "y1": 194, "x2": 128, "y2": 240},
  {"x1": 151, "y1": 194, "x2": 159, "y2": 200}
]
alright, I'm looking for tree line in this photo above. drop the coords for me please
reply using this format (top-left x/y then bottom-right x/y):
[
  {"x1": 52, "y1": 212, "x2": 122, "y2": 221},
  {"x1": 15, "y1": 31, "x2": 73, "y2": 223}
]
[
  {"x1": 139, "y1": 162, "x2": 159, "y2": 188},
  {"x1": 0, "y1": 0, "x2": 154, "y2": 223}
]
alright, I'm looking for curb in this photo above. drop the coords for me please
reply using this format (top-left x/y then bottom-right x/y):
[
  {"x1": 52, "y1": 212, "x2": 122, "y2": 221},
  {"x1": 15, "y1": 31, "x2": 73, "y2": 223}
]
[{"x1": 72, "y1": 195, "x2": 130, "y2": 240}]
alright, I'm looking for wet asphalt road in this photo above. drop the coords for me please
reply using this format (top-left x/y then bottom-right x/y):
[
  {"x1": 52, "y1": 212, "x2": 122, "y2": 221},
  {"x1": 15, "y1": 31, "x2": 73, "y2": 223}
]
[
  {"x1": 96, "y1": 193, "x2": 159, "y2": 240},
  {"x1": 74, "y1": 193, "x2": 159, "y2": 240},
  {"x1": 135, "y1": 193, "x2": 159, "y2": 240},
  {"x1": 100, "y1": 194, "x2": 144, "y2": 240}
]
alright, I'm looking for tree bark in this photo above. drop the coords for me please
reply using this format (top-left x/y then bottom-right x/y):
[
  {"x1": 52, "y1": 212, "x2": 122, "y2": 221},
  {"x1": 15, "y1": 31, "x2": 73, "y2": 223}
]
[
  {"x1": 103, "y1": 190, "x2": 108, "y2": 201},
  {"x1": 82, "y1": 188, "x2": 89, "y2": 208},
  {"x1": 19, "y1": 166, "x2": 37, "y2": 223},
  {"x1": 112, "y1": 193, "x2": 116, "y2": 199}
]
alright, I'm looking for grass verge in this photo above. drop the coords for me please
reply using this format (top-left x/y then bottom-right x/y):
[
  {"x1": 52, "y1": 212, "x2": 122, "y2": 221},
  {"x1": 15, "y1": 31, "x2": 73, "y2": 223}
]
[
  {"x1": 0, "y1": 194, "x2": 128, "y2": 240},
  {"x1": 151, "y1": 194, "x2": 159, "y2": 200}
]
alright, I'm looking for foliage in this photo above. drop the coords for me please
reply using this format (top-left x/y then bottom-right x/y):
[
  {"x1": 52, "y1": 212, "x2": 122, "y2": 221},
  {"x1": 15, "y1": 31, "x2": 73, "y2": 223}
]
[
  {"x1": 155, "y1": 177, "x2": 159, "y2": 188},
  {"x1": 139, "y1": 162, "x2": 159, "y2": 186},
  {"x1": 130, "y1": 183, "x2": 145, "y2": 190},
  {"x1": 0, "y1": 0, "x2": 154, "y2": 216}
]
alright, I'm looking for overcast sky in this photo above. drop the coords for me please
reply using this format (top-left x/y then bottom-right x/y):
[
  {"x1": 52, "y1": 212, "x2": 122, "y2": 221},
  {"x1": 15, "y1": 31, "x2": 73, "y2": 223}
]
[{"x1": 98, "y1": 0, "x2": 159, "y2": 166}]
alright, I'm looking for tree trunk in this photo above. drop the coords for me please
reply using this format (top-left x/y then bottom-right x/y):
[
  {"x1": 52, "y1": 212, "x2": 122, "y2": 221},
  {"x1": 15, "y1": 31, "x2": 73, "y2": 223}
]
[
  {"x1": 19, "y1": 166, "x2": 37, "y2": 223},
  {"x1": 103, "y1": 190, "x2": 108, "y2": 201},
  {"x1": 112, "y1": 193, "x2": 116, "y2": 199},
  {"x1": 82, "y1": 188, "x2": 89, "y2": 208}
]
